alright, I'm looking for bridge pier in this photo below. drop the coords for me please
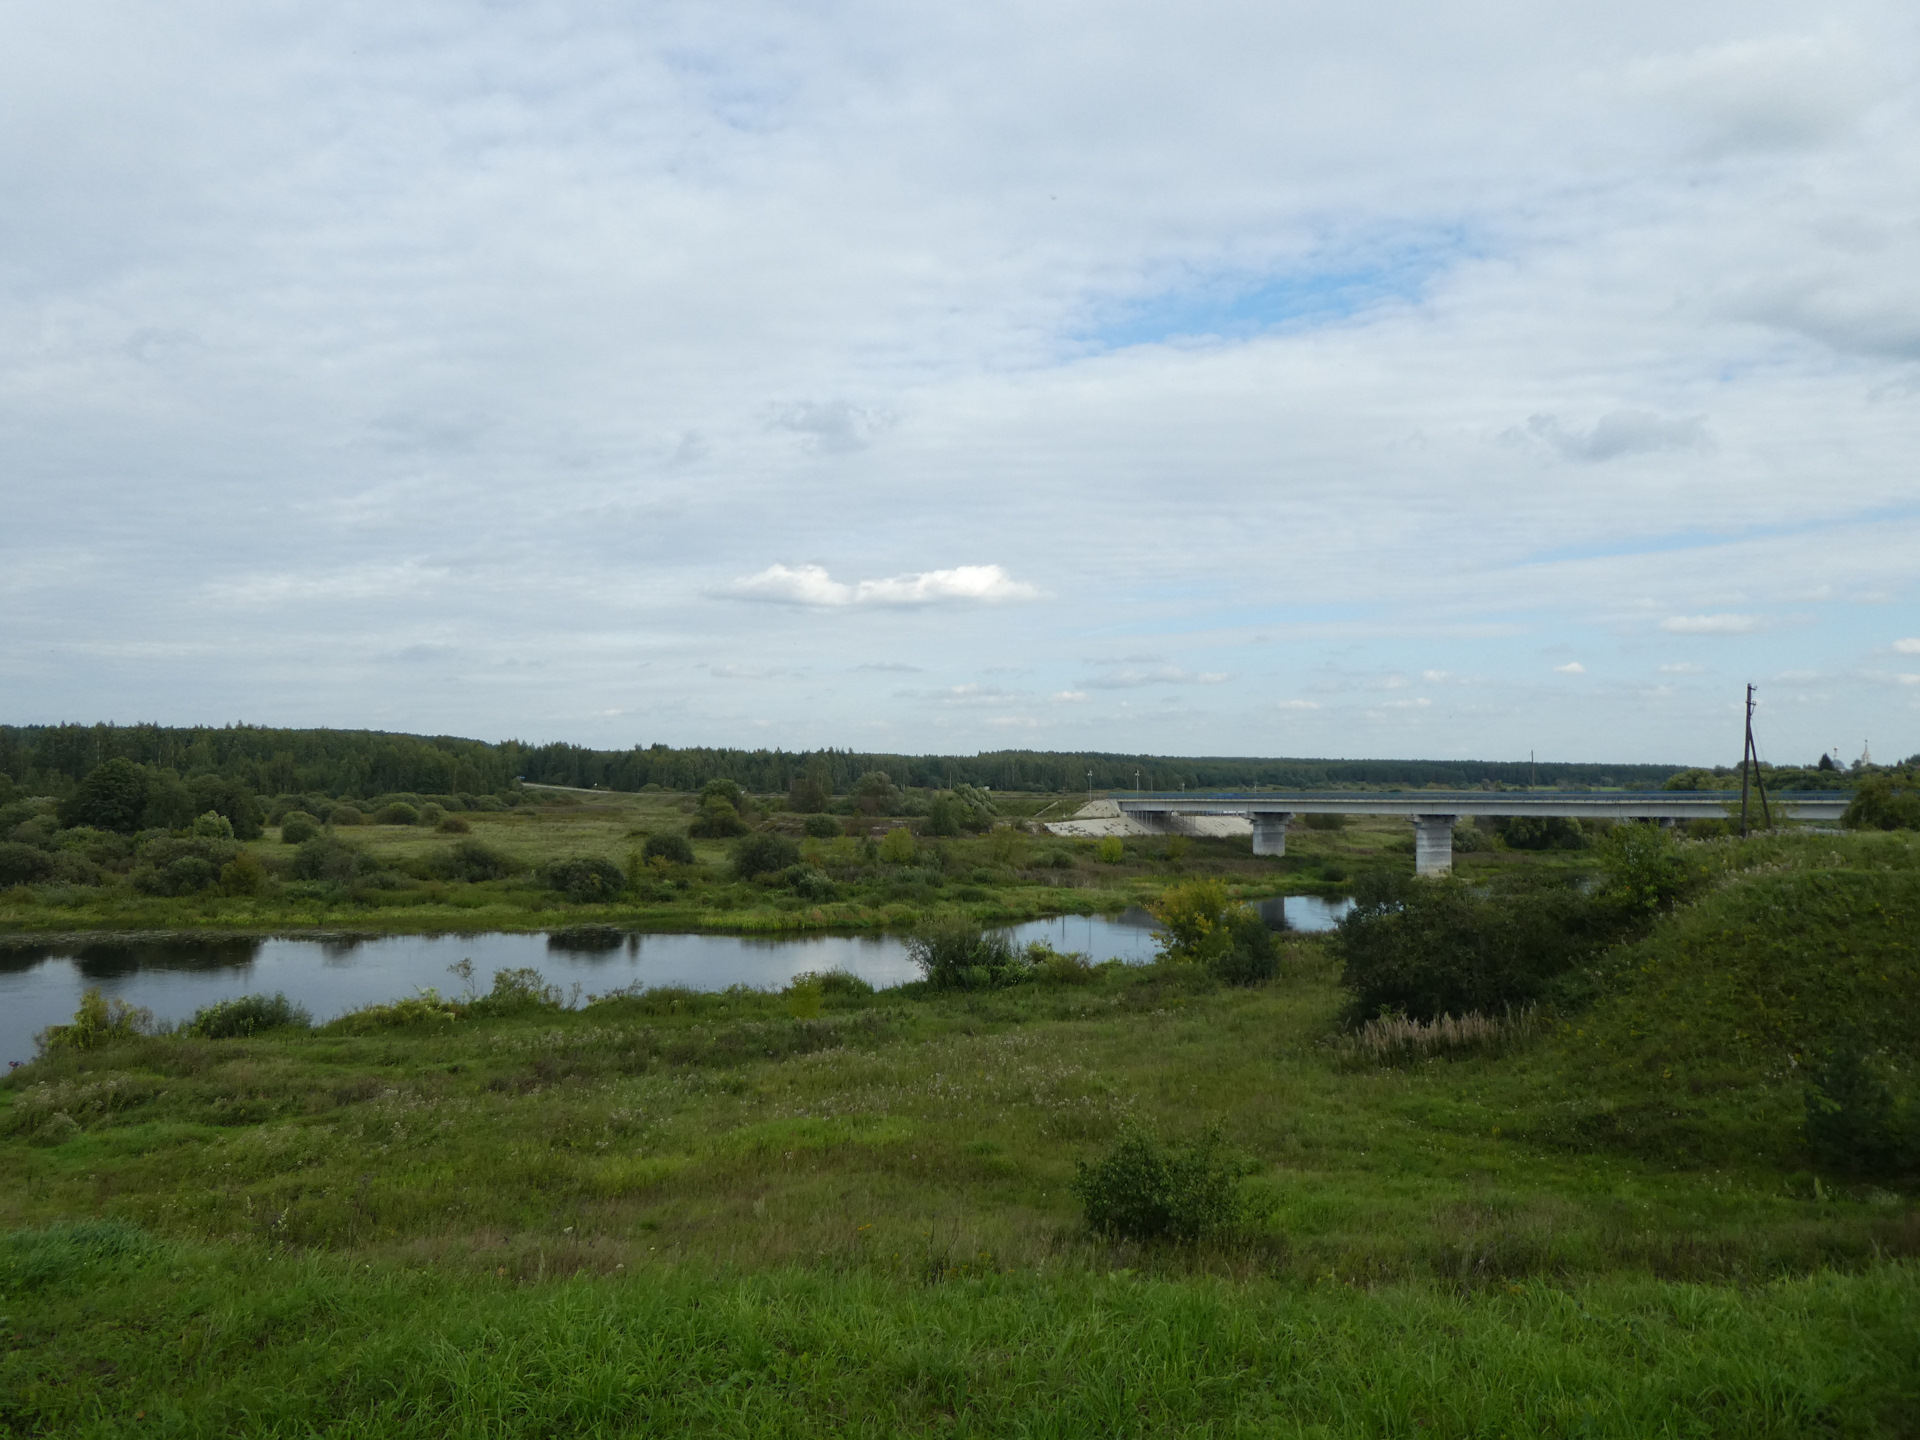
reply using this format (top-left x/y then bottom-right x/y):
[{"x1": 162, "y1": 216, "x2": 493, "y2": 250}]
[
  {"x1": 1413, "y1": 815, "x2": 1457, "y2": 877},
  {"x1": 1251, "y1": 812, "x2": 1293, "y2": 857}
]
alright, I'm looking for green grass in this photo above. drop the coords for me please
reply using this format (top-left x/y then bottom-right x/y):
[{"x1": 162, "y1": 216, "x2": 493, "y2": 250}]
[
  {"x1": 0, "y1": 789, "x2": 1526, "y2": 938},
  {"x1": 5, "y1": 1222, "x2": 1916, "y2": 1437},
  {"x1": 4, "y1": 830, "x2": 1918, "y2": 1434}
]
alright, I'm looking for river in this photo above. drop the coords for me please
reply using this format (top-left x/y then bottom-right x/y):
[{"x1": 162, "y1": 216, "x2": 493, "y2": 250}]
[{"x1": 0, "y1": 895, "x2": 1351, "y2": 1065}]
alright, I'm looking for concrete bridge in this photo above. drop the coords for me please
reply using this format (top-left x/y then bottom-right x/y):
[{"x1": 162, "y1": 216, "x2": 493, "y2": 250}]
[{"x1": 1115, "y1": 791, "x2": 1850, "y2": 876}]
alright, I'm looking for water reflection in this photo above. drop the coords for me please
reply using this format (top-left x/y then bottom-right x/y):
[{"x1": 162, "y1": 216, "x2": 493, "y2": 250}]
[{"x1": 0, "y1": 894, "x2": 1349, "y2": 1067}]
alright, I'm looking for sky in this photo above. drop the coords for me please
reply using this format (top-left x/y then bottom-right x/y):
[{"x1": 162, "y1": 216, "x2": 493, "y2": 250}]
[{"x1": 3, "y1": 0, "x2": 1918, "y2": 767}]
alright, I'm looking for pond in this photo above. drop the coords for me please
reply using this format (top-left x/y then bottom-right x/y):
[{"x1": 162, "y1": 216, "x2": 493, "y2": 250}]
[{"x1": 0, "y1": 895, "x2": 1350, "y2": 1066}]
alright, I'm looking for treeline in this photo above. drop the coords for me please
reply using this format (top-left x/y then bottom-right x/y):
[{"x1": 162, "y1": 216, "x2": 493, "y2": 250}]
[
  {"x1": 0, "y1": 725, "x2": 513, "y2": 800},
  {"x1": 507, "y1": 742, "x2": 1688, "y2": 795},
  {"x1": 1, "y1": 723, "x2": 1697, "y2": 800}
]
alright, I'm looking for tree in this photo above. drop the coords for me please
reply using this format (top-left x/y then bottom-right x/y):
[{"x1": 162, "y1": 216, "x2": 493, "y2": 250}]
[
  {"x1": 852, "y1": 771, "x2": 902, "y2": 816},
  {"x1": 789, "y1": 766, "x2": 830, "y2": 814},
  {"x1": 57, "y1": 758, "x2": 149, "y2": 833}
]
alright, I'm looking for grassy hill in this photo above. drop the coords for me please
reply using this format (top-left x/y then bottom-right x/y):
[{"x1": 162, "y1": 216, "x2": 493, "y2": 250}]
[{"x1": 3, "y1": 831, "x2": 1917, "y2": 1436}]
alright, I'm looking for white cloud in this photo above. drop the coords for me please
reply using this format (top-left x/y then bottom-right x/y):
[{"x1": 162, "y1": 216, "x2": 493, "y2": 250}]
[
  {"x1": 1660, "y1": 614, "x2": 1765, "y2": 635},
  {"x1": 1276, "y1": 700, "x2": 1322, "y2": 710},
  {"x1": 1895, "y1": 639, "x2": 1920, "y2": 655},
  {"x1": 1081, "y1": 666, "x2": 1229, "y2": 689},
  {"x1": 1523, "y1": 411, "x2": 1709, "y2": 463},
  {"x1": 1051, "y1": 690, "x2": 1088, "y2": 703},
  {"x1": 1554, "y1": 661, "x2": 1586, "y2": 674},
  {"x1": 1658, "y1": 662, "x2": 1705, "y2": 674},
  {"x1": 724, "y1": 564, "x2": 1040, "y2": 608}
]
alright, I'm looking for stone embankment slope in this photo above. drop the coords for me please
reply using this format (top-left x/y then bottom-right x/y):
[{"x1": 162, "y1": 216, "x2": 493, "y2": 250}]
[{"x1": 1044, "y1": 798, "x2": 1252, "y2": 840}]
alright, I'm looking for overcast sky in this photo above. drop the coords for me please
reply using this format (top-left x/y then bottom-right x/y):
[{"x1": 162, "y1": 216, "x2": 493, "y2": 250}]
[{"x1": 4, "y1": 1, "x2": 1917, "y2": 766}]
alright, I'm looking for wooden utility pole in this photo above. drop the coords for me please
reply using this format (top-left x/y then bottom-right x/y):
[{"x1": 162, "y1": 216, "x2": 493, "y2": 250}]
[{"x1": 1739, "y1": 684, "x2": 1773, "y2": 837}]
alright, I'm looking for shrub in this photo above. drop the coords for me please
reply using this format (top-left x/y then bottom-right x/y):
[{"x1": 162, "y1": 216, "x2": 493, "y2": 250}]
[
  {"x1": 1070, "y1": 1128, "x2": 1257, "y2": 1243},
  {"x1": 1150, "y1": 879, "x2": 1235, "y2": 965},
  {"x1": 189, "y1": 993, "x2": 310, "y2": 1039},
  {"x1": 329, "y1": 989, "x2": 464, "y2": 1033},
  {"x1": 431, "y1": 838, "x2": 514, "y2": 882},
  {"x1": 1805, "y1": 1031, "x2": 1917, "y2": 1177},
  {"x1": 688, "y1": 796, "x2": 749, "y2": 839},
  {"x1": 733, "y1": 832, "x2": 801, "y2": 879},
  {"x1": 852, "y1": 771, "x2": 902, "y2": 815},
  {"x1": 1027, "y1": 943, "x2": 1096, "y2": 984},
  {"x1": 1210, "y1": 909, "x2": 1280, "y2": 986},
  {"x1": 328, "y1": 804, "x2": 366, "y2": 826},
  {"x1": 0, "y1": 842, "x2": 54, "y2": 887},
  {"x1": 1495, "y1": 816, "x2": 1588, "y2": 851},
  {"x1": 418, "y1": 803, "x2": 446, "y2": 827},
  {"x1": 545, "y1": 856, "x2": 627, "y2": 901},
  {"x1": 191, "y1": 810, "x2": 235, "y2": 840},
  {"x1": 1095, "y1": 835, "x2": 1125, "y2": 864},
  {"x1": 1302, "y1": 812, "x2": 1348, "y2": 831},
  {"x1": 642, "y1": 832, "x2": 695, "y2": 865},
  {"x1": 783, "y1": 864, "x2": 835, "y2": 901},
  {"x1": 38, "y1": 988, "x2": 152, "y2": 1053},
  {"x1": 437, "y1": 815, "x2": 470, "y2": 834},
  {"x1": 219, "y1": 851, "x2": 268, "y2": 896},
  {"x1": 375, "y1": 802, "x2": 420, "y2": 826},
  {"x1": 814, "y1": 968, "x2": 875, "y2": 998},
  {"x1": 133, "y1": 855, "x2": 218, "y2": 896},
  {"x1": 292, "y1": 835, "x2": 366, "y2": 883},
  {"x1": 1596, "y1": 822, "x2": 1693, "y2": 912},
  {"x1": 279, "y1": 811, "x2": 321, "y2": 843},
  {"x1": 467, "y1": 967, "x2": 565, "y2": 1017},
  {"x1": 1336, "y1": 876, "x2": 1630, "y2": 1022},
  {"x1": 701, "y1": 778, "x2": 743, "y2": 806},
  {"x1": 1843, "y1": 776, "x2": 1920, "y2": 831},
  {"x1": 783, "y1": 974, "x2": 825, "y2": 1018},
  {"x1": 908, "y1": 919, "x2": 1027, "y2": 989},
  {"x1": 926, "y1": 796, "x2": 964, "y2": 837},
  {"x1": 877, "y1": 827, "x2": 917, "y2": 864},
  {"x1": 803, "y1": 813, "x2": 842, "y2": 839}
]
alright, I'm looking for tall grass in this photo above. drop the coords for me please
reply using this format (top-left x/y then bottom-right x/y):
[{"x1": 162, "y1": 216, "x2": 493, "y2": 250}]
[{"x1": 1337, "y1": 1006, "x2": 1541, "y2": 1065}]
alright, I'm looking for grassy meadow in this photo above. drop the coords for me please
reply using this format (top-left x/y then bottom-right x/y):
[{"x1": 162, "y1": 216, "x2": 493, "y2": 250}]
[
  {"x1": 0, "y1": 785, "x2": 1479, "y2": 938},
  {"x1": 3, "y1": 828, "x2": 1919, "y2": 1435}
]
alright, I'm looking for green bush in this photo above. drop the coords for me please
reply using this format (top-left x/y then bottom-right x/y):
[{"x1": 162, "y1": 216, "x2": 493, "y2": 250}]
[
  {"x1": 433, "y1": 838, "x2": 515, "y2": 882},
  {"x1": 418, "y1": 803, "x2": 446, "y2": 827},
  {"x1": 1210, "y1": 909, "x2": 1280, "y2": 986},
  {"x1": 688, "y1": 796, "x2": 749, "y2": 839},
  {"x1": 56, "y1": 759, "x2": 152, "y2": 833},
  {"x1": 292, "y1": 835, "x2": 366, "y2": 883},
  {"x1": 467, "y1": 967, "x2": 565, "y2": 1017},
  {"x1": 437, "y1": 814, "x2": 471, "y2": 834},
  {"x1": 1095, "y1": 836, "x2": 1125, "y2": 864},
  {"x1": 0, "y1": 841, "x2": 54, "y2": 886},
  {"x1": 783, "y1": 864, "x2": 835, "y2": 901},
  {"x1": 642, "y1": 832, "x2": 695, "y2": 865},
  {"x1": 732, "y1": 832, "x2": 801, "y2": 879},
  {"x1": 803, "y1": 812, "x2": 843, "y2": 839},
  {"x1": 1496, "y1": 816, "x2": 1589, "y2": 850},
  {"x1": 218, "y1": 851, "x2": 269, "y2": 896},
  {"x1": 279, "y1": 811, "x2": 321, "y2": 843},
  {"x1": 328, "y1": 804, "x2": 366, "y2": 826},
  {"x1": 1844, "y1": 775, "x2": 1920, "y2": 831},
  {"x1": 1027, "y1": 943, "x2": 1097, "y2": 984},
  {"x1": 132, "y1": 855, "x2": 218, "y2": 896},
  {"x1": 189, "y1": 993, "x2": 310, "y2": 1039},
  {"x1": 191, "y1": 810, "x2": 234, "y2": 840},
  {"x1": 908, "y1": 920, "x2": 1026, "y2": 990},
  {"x1": 38, "y1": 988, "x2": 152, "y2": 1054},
  {"x1": 1337, "y1": 875, "x2": 1632, "y2": 1022},
  {"x1": 813, "y1": 969, "x2": 875, "y2": 998},
  {"x1": 1070, "y1": 1127, "x2": 1258, "y2": 1243},
  {"x1": 545, "y1": 857, "x2": 626, "y2": 901},
  {"x1": 877, "y1": 827, "x2": 917, "y2": 864},
  {"x1": 375, "y1": 802, "x2": 420, "y2": 826},
  {"x1": 1805, "y1": 1032, "x2": 1916, "y2": 1178},
  {"x1": 1302, "y1": 812, "x2": 1348, "y2": 831},
  {"x1": 329, "y1": 989, "x2": 464, "y2": 1034}
]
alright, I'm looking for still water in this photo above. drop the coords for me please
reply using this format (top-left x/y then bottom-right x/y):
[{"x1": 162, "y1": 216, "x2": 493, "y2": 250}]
[{"x1": 0, "y1": 895, "x2": 1350, "y2": 1066}]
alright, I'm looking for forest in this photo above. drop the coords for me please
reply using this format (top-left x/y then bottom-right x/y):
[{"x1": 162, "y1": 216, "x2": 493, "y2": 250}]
[{"x1": 0, "y1": 721, "x2": 1710, "y2": 802}]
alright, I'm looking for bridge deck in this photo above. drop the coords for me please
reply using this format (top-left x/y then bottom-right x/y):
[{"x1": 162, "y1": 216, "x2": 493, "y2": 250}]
[{"x1": 1115, "y1": 790, "x2": 1848, "y2": 821}]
